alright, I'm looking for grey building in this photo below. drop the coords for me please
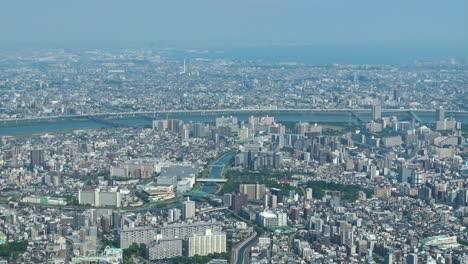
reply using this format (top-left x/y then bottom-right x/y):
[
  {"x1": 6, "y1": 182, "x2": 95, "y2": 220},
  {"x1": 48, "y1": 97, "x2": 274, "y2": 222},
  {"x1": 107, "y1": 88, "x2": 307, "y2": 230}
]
[
  {"x1": 146, "y1": 238, "x2": 183, "y2": 260},
  {"x1": 30, "y1": 149, "x2": 45, "y2": 169},
  {"x1": 119, "y1": 226, "x2": 157, "y2": 249}
]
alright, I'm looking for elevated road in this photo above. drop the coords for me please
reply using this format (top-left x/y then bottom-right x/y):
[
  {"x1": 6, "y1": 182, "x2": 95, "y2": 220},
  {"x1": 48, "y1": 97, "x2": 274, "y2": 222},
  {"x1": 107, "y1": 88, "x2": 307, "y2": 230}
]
[
  {"x1": 1, "y1": 108, "x2": 465, "y2": 123},
  {"x1": 199, "y1": 206, "x2": 229, "y2": 213},
  {"x1": 232, "y1": 231, "x2": 258, "y2": 264}
]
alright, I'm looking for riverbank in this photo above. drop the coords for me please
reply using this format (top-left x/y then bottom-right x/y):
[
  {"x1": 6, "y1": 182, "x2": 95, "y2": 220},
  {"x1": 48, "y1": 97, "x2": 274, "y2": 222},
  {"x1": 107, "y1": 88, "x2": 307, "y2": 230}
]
[{"x1": 2, "y1": 110, "x2": 466, "y2": 136}]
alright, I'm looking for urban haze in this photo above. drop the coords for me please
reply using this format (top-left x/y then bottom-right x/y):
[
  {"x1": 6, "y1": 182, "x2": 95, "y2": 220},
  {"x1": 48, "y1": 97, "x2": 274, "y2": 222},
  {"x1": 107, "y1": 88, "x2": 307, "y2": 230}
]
[{"x1": 0, "y1": 1, "x2": 467, "y2": 264}]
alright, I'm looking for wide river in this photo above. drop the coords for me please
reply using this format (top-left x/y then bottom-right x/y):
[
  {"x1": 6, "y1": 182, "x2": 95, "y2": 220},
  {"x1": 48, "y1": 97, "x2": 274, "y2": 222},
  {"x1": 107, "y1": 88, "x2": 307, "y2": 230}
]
[{"x1": 0, "y1": 111, "x2": 466, "y2": 136}]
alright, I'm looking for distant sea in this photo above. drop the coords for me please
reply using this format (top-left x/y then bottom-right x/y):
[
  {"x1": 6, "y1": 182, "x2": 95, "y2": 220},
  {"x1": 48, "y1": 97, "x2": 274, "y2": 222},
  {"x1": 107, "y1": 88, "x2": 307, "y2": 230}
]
[
  {"x1": 169, "y1": 45, "x2": 468, "y2": 65},
  {"x1": 2, "y1": 42, "x2": 466, "y2": 65}
]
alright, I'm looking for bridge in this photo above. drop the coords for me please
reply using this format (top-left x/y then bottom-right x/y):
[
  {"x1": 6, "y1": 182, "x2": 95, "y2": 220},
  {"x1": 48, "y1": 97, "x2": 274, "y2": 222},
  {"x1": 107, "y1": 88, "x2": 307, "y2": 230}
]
[
  {"x1": 196, "y1": 178, "x2": 229, "y2": 183},
  {"x1": 2, "y1": 108, "x2": 465, "y2": 123},
  {"x1": 348, "y1": 110, "x2": 365, "y2": 123},
  {"x1": 199, "y1": 206, "x2": 229, "y2": 213},
  {"x1": 407, "y1": 110, "x2": 423, "y2": 124}
]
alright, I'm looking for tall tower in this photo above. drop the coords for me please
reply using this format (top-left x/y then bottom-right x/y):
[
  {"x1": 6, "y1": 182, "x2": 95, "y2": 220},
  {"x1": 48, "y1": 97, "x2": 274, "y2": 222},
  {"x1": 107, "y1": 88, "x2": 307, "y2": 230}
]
[
  {"x1": 372, "y1": 102, "x2": 382, "y2": 121},
  {"x1": 436, "y1": 106, "x2": 444, "y2": 122}
]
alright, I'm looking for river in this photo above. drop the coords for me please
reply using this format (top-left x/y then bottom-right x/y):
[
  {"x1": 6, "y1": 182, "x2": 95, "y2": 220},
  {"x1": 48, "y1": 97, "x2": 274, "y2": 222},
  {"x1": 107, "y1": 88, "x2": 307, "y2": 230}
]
[
  {"x1": 1, "y1": 111, "x2": 466, "y2": 136},
  {"x1": 200, "y1": 151, "x2": 236, "y2": 194}
]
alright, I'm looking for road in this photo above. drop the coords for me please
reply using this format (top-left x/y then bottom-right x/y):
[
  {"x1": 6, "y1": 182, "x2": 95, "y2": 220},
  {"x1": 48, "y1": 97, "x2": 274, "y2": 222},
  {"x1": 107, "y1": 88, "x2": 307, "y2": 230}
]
[{"x1": 231, "y1": 231, "x2": 258, "y2": 264}]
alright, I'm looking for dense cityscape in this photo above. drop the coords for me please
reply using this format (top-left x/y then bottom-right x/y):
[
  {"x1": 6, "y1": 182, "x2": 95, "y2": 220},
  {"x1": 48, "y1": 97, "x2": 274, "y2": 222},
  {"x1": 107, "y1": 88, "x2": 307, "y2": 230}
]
[
  {"x1": 1, "y1": 0, "x2": 468, "y2": 263},
  {"x1": 0, "y1": 49, "x2": 467, "y2": 122},
  {"x1": 0, "y1": 48, "x2": 467, "y2": 264}
]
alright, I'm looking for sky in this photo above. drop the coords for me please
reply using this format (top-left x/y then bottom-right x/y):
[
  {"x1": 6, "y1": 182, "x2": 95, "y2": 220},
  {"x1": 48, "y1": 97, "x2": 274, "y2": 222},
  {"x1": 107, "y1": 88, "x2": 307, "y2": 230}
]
[{"x1": 1, "y1": 0, "x2": 467, "y2": 61}]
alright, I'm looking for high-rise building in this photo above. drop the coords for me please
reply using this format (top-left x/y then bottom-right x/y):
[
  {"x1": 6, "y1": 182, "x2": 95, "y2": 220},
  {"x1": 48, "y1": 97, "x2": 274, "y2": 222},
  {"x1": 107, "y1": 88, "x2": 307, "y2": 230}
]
[
  {"x1": 146, "y1": 237, "x2": 183, "y2": 260},
  {"x1": 270, "y1": 195, "x2": 278, "y2": 208},
  {"x1": 30, "y1": 149, "x2": 45, "y2": 169},
  {"x1": 78, "y1": 189, "x2": 121, "y2": 208},
  {"x1": 119, "y1": 226, "x2": 158, "y2": 249},
  {"x1": 385, "y1": 250, "x2": 395, "y2": 264},
  {"x1": 180, "y1": 126, "x2": 190, "y2": 140},
  {"x1": 393, "y1": 88, "x2": 399, "y2": 101},
  {"x1": 182, "y1": 197, "x2": 195, "y2": 220},
  {"x1": 186, "y1": 229, "x2": 227, "y2": 257},
  {"x1": 191, "y1": 123, "x2": 206, "y2": 137},
  {"x1": 168, "y1": 119, "x2": 182, "y2": 132},
  {"x1": 239, "y1": 127, "x2": 250, "y2": 141},
  {"x1": 78, "y1": 190, "x2": 96, "y2": 206},
  {"x1": 112, "y1": 211, "x2": 122, "y2": 229},
  {"x1": 436, "y1": 106, "x2": 445, "y2": 122},
  {"x1": 231, "y1": 193, "x2": 247, "y2": 213},
  {"x1": 160, "y1": 221, "x2": 222, "y2": 239},
  {"x1": 168, "y1": 208, "x2": 181, "y2": 223},
  {"x1": 372, "y1": 102, "x2": 382, "y2": 121},
  {"x1": 152, "y1": 120, "x2": 168, "y2": 131},
  {"x1": 99, "y1": 191, "x2": 122, "y2": 207},
  {"x1": 239, "y1": 183, "x2": 266, "y2": 200},
  {"x1": 222, "y1": 194, "x2": 232, "y2": 207},
  {"x1": 270, "y1": 188, "x2": 283, "y2": 203}
]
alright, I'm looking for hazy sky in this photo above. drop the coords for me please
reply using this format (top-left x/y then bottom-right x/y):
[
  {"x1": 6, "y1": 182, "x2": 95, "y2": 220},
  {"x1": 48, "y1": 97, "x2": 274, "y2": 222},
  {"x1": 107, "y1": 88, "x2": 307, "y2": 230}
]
[{"x1": 1, "y1": 0, "x2": 467, "y2": 59}]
